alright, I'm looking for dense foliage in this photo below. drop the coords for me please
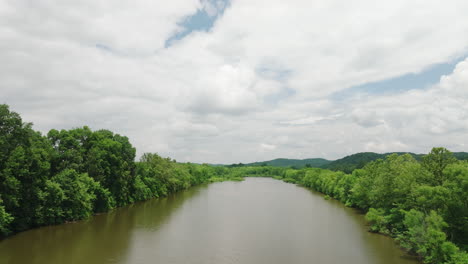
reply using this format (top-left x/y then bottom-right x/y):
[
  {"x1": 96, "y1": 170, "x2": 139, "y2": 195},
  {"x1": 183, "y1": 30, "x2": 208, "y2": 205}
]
[
  {"x1": 1, "y1": 104, "x2": 467, "y2": 264},
  {"x1": 273, "y1": 150, "x2": 468, "y2": 264},
  {"x1": 0, "y1": 105, "x2": 241, "y2": 235}
]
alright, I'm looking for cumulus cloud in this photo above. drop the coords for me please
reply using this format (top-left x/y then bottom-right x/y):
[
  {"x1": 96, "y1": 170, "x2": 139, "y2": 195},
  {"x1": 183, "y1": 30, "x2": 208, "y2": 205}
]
[
  {"x1": 1, "y1": 0, "x2": 468, "y2": 163},
  {"x1": 337, "y1": 56, "x2": 468, "y2": 154}
]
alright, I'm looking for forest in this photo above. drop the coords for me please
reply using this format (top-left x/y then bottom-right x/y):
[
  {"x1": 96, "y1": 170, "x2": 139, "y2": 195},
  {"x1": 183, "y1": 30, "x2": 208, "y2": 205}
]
[{"x1": 0, "y1": 104, "x2": 467, "y2": 264}]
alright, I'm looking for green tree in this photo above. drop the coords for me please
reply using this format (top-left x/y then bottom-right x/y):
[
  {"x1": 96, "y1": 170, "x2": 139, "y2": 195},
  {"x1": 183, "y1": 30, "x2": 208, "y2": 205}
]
[
  {"x1": 50, "y1": 169, "x2": 97, "y2": 221},
  {"x1": 366, "y1": 208, "x2": 390, "y2": 234},
  {"x1": 86, "y1": 130, "x2": 136, "y2": 206},
  {"x1": 47, "y1": 127, "x2": 91, "y2": 174},
  {"x1": 399, "y1": 210, "x2": 453, "y2": 263},
  {"x1": 36, "y1": 180, "x2": 65, "y2": 225},
  {"x1": 0, "y1": 105, "x2": 52, "y2": 231},
  {"x1": 133, "y1": 175, "x2": 153, "y2": 201},
  {"x1": 442, "y1": 161, "x2": 468, "y2": 245},
  {"x1": 351, "y1": 154, "x2": 419, "y2": 211},
  {"x1": 422, "y1": 147, "x2": 457, "y2": 185}
]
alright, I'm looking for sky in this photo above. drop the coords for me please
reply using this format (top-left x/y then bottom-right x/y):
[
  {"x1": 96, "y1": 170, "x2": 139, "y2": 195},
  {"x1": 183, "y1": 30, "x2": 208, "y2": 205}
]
[{"x1": 1, "y1": 0, "x2": 468, "y2": 164}]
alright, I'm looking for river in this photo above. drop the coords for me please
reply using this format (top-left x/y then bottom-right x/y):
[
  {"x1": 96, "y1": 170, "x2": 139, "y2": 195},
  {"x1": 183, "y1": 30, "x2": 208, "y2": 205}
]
[{"x1": 0, "y1": 177, "x2": 419, "y2": 264}]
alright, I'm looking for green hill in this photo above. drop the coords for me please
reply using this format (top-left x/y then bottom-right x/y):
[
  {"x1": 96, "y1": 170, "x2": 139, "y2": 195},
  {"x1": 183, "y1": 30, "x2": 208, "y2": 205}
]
[
  {"x1": 228, "y1": 158, "x2": 331, "y2": 169},
  {"x1": 454, "y1": 152, "x2": 468, "y2": 160},
  {"x1": 322, "y1": 151, "x2": 468, "y2": 173},
  {"x1": 320, "y1": 152, "x2": 417, "y2": 173},
  {"x1": 225, "y1": 151, "x2": 468, "y2": 172}
]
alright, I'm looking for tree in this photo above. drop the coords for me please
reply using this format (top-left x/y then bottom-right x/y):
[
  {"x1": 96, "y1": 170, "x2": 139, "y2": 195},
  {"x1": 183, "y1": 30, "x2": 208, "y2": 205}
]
[
  {"x1": 86, "y1": 130, "x2": 136, "y2": 206},
  {"x1": 0, "y1": 105, "x2": 52, "y2": 231},
  {"x1": 399, "y1": 210, "x2": 454, "y2": 264},
  {"x1": 47, "y1": 127, "x2": 91, "y2": 174},
  {"x1": 422, "y1": 147, "x2": 457, "y2": 185},
  {"x1": 350, "y1": 154, "x2": 419, "y2": 211},
  {"x1": 442, "y1": 161, "x2": 468, "y2": 245},
  {"x1": 50, "y1": 169, "x2": 97, "y2": 221},
  {"x1": 366, "y1": 208, "x2": 390, "y2": 233},
  {"x1": 0, "y1": 105, "x2": 29, "y2": 230},
  {"x1": 36, "y1": 180, "x2": 65, "y2": 225},
  {"x1": 48, "y1": 127, "x2": 136, "y2": 207}
]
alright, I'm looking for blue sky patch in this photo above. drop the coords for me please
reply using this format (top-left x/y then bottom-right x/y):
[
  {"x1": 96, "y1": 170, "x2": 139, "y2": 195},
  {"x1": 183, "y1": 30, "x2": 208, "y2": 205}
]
[
  {"x1": 331, "y1": 56, "x2": 466, "y2": 100},
  {"x1": 165, "y1": 0, "x2": 231, "y2": 47}
]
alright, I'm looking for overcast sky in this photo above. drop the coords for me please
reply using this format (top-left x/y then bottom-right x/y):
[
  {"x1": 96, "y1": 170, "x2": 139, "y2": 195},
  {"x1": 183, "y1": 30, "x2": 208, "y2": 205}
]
[{"x1": 1, "y1": 0, "x2": 468, "y2": 164}]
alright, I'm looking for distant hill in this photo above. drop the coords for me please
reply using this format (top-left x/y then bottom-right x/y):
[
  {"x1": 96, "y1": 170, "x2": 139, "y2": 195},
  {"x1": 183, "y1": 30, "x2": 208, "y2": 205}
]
[
  {"x1": 322, "y1": 151, "x2": 468, "y2": 173},
  {"x1": 454, "y1": 152, "x2": 468, "y2": 160},
  {"x1": 321, "y1": 152, "x2": 419, "y2": 173},
  {"x1": 223, "y1": 151, "x2": 468, "y2": 172},
  {"x1": 227, "y1": 158, "x2": 331, "y2": 169}
]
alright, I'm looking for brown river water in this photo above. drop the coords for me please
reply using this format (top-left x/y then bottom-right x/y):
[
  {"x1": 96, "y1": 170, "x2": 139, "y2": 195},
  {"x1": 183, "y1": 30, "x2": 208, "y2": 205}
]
[{"x1": 0, "y1": 177, "x2": 420, "y2": 264}]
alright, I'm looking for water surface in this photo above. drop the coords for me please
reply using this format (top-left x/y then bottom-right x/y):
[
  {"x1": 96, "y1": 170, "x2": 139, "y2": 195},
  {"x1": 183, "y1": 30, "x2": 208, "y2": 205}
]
[{"x1": 0, "y1": 178, "x2": 419, "y2": 264}]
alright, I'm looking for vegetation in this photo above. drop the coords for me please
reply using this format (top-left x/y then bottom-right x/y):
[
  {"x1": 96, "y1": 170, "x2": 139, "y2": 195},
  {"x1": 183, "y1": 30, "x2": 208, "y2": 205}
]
[
  {"x1": 272, "y1": 150, "x2": 468, "y2": 264},
  {"x1": 1, "y1": 104, "x2": 467, "y2": 263},
  {"x1": 321, "y1": 152, "x2": 421, "y2": 173}
]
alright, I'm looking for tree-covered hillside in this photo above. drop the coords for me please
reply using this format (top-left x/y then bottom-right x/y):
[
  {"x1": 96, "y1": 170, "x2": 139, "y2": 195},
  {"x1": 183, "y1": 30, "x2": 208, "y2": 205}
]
[
  {"x1": 232, "y1": 158, "x2": 331, "y2": 169},
  {"x1": 454, "y1": 152, "x2": 468, "y2": 160},
  {"x1": 322, "y1": 152, "x2": 468, "y2": 173},
  {"x1": 321, "y1": 152, "x2": 420, "y2": 173},
  {"x1": 227, "y1": 152, "x2": 468, "y2": 173}
]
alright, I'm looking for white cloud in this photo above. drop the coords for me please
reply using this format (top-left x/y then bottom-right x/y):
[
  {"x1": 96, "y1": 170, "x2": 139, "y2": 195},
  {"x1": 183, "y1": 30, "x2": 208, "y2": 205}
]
[
  {"x1": 1, "y1": 0, "x2": 203, "y2": 54},
  {"x1": 338, "y1": 56, "x2": 468, "y2": 154},
  {"x1": 260, "y1": 143, "x2": 277, "y2": 151},
  {"x1": 208, "y1": 0, "x2": 468, "y2": 98},
  {"x1": 1, "y1": 0, "x2": 468, "y2": 163},
  {"x1": 351, "y1": 109, "x2": 383, "y2": 128},
  {"x1": 364, "y1": 141, "x2": 409, "y2": 153}
]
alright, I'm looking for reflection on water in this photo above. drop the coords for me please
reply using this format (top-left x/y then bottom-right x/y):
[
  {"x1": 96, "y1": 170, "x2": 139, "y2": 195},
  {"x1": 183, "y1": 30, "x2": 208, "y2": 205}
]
[{"x1": 0, "y1": 178, "x2": 419, "y2": 264}]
